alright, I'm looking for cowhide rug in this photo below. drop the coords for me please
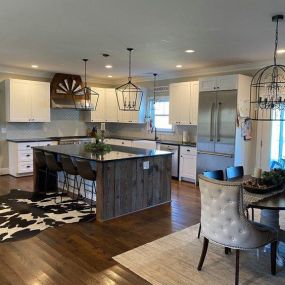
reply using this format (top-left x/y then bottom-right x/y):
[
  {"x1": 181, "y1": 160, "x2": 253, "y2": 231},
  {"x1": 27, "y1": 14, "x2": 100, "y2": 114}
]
[{"x1": 0, "y1": 189, "x2": 95, "y2": 243}]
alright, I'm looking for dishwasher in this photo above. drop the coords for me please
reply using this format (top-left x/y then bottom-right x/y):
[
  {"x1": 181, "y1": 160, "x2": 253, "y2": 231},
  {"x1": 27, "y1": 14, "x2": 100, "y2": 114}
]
[{"x1": 159, "y1": 144, "x2": 179, "y2": 178}]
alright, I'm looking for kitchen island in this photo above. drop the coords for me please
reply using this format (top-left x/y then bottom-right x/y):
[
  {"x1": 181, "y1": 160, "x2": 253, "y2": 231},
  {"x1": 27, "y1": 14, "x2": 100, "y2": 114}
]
[{"x1": 33, "y1": 144, "x2": 172, "y2": 222}]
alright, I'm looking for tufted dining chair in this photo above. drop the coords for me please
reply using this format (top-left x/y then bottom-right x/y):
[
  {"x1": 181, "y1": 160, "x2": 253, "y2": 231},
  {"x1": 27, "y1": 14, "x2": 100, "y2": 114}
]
[{"x1": 197, "y1": 175, "x2": 277, "y2": 285}]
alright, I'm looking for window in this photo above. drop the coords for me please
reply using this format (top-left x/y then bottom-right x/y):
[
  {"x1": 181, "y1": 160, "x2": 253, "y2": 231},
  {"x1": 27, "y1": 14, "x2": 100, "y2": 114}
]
[
  {"x1": 149, "y1": 97, "x2": 173, "y2": 132},
  {"x1": 270, "y1": 110, "x2": 285, "y2": 167}
]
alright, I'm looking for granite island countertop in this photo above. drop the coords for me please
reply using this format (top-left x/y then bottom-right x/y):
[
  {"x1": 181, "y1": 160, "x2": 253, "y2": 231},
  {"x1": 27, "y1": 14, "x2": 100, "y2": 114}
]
[{"x1": 33, "y1": 144, "x2": 172, "y2": 163}]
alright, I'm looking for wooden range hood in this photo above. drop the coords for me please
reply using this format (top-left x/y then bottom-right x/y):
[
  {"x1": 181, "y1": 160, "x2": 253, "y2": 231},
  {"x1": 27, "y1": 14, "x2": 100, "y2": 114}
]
[{"x1": 50, "y1": 73, "x2": 94, "y2": 110}]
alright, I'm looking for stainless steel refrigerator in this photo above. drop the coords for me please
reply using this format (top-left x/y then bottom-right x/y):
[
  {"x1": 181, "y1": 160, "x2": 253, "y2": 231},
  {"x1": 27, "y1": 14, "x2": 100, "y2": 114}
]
[{"x1": 197, "y1": 90, "x2": 237, "y2": 174}]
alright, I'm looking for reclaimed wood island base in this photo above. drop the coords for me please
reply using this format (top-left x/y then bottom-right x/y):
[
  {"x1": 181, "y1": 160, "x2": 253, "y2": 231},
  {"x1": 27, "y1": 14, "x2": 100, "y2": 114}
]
[{"x1": 33, "y1": 144, "x2": 172, "y2": 222}]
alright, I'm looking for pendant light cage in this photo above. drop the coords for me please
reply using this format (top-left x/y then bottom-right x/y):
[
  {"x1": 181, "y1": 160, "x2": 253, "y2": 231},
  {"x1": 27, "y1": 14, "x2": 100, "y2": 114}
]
[
  {"x1": 250, "y1": 15, "x2": 285, "y2": 121},
  {"x1": 115, "y1": 48, "x2": 143, "y2": 111},
  {"x1": 76, "y1": 59, "x2": 99, "y2": 111}
]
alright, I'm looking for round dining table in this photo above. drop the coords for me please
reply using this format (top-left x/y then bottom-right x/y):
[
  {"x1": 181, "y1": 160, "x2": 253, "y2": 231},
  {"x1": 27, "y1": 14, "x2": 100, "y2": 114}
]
[{"x1": 247, "y1": 191, "x2": 285, "y2": 266}]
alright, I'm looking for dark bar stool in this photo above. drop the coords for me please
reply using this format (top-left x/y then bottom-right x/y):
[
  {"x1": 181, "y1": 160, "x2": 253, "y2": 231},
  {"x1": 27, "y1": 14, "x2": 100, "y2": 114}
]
[
  {"x1": 45, "y1": 152, "x2": 65, "y2": 202},
  {"x1": 61, "y1": 156, "x2": 80, "y2": 202},
  {"x1": 34, "y1": 150, "x2": 48, "y2": 194},
  {"x1": 76, "y1": 160, "x2": 96, "y2": 213}
]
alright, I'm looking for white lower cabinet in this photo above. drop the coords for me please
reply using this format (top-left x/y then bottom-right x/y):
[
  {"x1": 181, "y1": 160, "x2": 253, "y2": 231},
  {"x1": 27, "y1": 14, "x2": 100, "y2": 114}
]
[
  {"x1": 132, "y1": 140, "x2": 157, "y2": 150},
  {"x1": 8, "y1": 141, "x2": 58, "y2": 177},
  {"x1": 179, "y1": 146, "x2": 197, "y2": 183}
]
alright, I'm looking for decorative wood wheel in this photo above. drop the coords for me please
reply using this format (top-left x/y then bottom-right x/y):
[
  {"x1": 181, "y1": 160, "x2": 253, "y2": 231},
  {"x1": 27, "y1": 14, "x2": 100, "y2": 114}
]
[{"x1": 50, "y1": 73, "x2": 84, "y2": 98}]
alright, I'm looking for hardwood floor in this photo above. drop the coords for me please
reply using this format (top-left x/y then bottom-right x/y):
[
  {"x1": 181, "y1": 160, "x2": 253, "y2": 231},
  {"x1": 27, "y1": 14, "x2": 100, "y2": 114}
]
[{"x1": 0, "y1": 175, "x2": 201, "y2": 285}]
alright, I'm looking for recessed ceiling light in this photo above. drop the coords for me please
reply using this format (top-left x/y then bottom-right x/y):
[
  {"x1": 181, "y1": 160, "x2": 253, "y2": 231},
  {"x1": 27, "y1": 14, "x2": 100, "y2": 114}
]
[
  {"x1": 176, "y1": 65, "x2": 183, "y2": 68},
  {"x1": 105, "y1": 65, "x2": 112, "y2": 69},
  {"x1": 31, "y1": 64, "x2": 39, "y2": 68},
  {"x1": 107, "y1": 75, "x2": 113, "y2": 78},
  {"x1": 277, "y1": 49, "x2": 285, "y2": 54},
  {"x1": 185, "y1": 49, "x2": 195, "y2": 53}
]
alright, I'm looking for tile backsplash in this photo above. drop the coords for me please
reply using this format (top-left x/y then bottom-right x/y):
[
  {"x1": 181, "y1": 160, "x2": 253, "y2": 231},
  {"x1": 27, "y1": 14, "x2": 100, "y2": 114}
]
[{"x1": 1, "y1": 109, "x2": 88, "y2": 140}]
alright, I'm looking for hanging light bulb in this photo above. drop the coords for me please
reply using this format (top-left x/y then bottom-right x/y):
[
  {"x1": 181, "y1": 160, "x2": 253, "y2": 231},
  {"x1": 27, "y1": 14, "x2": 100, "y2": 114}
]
[
  {"x1": 75, "y1": 59, "x2": 99, "y2": 111},
  {"x1": 115, "y1": 48, "x2": 143, "y2": 111},
  {"x1": 250, "y1": 14, "x2": 285, "y2": 121}
]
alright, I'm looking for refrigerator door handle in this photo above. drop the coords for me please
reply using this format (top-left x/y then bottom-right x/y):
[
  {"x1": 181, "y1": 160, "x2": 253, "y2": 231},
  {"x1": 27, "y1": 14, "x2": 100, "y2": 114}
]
[
  {"x1": 210, "y1": 103, "x2": 215, "y2": 141},
  {"x1": 216, "y1": 102, "x2": 221, "y2": 142},
  {"x1": 197, "y1": 150, "x2": 234, "y2": 158}
]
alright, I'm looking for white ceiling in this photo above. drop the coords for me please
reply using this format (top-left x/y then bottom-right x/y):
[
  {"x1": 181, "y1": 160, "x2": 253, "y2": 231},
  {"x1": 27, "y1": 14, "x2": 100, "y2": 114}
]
[{"x1": 0, "y1": 0, "x2": 285, "y2": 82}]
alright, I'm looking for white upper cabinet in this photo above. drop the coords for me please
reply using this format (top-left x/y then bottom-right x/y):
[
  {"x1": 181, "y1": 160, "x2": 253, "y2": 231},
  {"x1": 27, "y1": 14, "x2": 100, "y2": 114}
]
[
  {"x1": 105, "y1": 88, "x2": 118, "y2": 122},
  {"x1": 169, "y1": 81, "x2": 199, "y2": 125},
  {"x1": 30, "y1": 81, "x2": 50, "y2": 122},
  {"x1": 199, "y1": 75, "x2": 238, "y2": 92},
  {"x1": 189, "y1": 81, "x2": 199, "y2": 125},
  {"x1": 5, "y1": 79, "x2": 50, "y2": 122},
  {"x1": 86, "y1": 87, "x2": 146, "y2": 124},
  {"x1": 85, "y1": 87, "x2": 105, "y2": 122}
]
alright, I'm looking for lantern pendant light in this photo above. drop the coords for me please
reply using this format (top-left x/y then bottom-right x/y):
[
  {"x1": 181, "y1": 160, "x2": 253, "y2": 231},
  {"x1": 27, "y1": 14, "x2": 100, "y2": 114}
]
[
  {"x1": 115, "y1": 48, "x2": 143, "y2": 111},
  {"x1": 250, "y1": 14, "x2": 285, "y2": 121},
  {"x1": 75, "y1": 59, "x2": 99, "y2": 111}
]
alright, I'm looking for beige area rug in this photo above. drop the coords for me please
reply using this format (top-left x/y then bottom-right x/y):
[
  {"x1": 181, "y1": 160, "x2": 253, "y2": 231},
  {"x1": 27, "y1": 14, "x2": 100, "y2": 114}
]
[{"x1": 114, "y1": 210, "x2": 285, "y2": 285}]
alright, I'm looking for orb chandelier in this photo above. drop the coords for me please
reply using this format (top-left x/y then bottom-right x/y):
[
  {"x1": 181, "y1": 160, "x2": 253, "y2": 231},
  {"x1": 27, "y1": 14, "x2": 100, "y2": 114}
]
[
  {"x1": 115, "y1": 48, "x2": 143, "y2": 111},
  {"x1": 75, "y1": 59, "x2": 99, "y2": 111},
  {"x1": 250, "y1": 14, "x2": 285, "y2": 121}
]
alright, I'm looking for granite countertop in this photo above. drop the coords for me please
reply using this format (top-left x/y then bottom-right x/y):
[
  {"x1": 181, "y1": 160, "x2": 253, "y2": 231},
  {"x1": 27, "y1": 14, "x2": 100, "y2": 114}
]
[
  {"x1": 7, "y1": 136, "x2": 90, "y2": 143},
  {"x1": 7, "y1": 138, "x2": 56, "y2": 143},
  {"x1": 7, "y1": 135, "x2": 196, "y2": 147},
  {"x1": 105, "y1": 136, "x2": 196, "y2": 147},
  {"x1": 33, "y1": 144, "x2": 172, "y2": 163}
]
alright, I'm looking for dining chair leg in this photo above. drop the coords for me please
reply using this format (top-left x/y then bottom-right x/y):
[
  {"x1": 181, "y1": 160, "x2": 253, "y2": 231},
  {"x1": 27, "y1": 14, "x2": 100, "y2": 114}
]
[
  {"x1": 198, "y1": 223, "x2": 201, "y2": 239},
  {"x1": 235, "y1": 249, "x2": 240, "y2": 285},
  {"x1": 271, "y1": 241, "x2": 277, "y2": 275},
  {"x1": 197, "y1": 237, "x2": 209, "y2": 271}
]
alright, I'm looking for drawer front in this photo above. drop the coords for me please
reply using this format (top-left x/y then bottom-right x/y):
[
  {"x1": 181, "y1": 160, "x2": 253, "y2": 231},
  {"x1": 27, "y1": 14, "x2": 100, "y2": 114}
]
[
  {"x1": 17, "y1": 142, "x2": 38, "y2": 151},
  {"x1": 180, "y1": 146, "x2": 197, "y2": 156},
  {"x1": 18, "y1": 162, "x2": 33, "y2": 173},
  {"x1": 18, "y1": 150, "x2": 33, "y2": 162},
  {"x1": 39, "y1": 141, "x2": 58, "y2": 146}
]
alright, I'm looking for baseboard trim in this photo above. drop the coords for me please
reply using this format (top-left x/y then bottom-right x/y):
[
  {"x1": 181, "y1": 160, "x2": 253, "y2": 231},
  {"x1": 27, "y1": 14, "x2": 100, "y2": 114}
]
[{"x1": 0, "y1": 168, "x2": 9, "y2": 176}]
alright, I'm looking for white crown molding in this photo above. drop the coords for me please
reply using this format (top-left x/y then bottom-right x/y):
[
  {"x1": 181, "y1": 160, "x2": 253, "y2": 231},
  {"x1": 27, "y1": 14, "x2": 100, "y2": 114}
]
[
  {"x1": 0, "y1": 64, "x2": 117, "y2": 85},
  {"x1": 1, "y1": 58, "x2": 284, "y2": 85},
  {"x1": 132, "y1": 59, "x2": 285, "y2": 83}
]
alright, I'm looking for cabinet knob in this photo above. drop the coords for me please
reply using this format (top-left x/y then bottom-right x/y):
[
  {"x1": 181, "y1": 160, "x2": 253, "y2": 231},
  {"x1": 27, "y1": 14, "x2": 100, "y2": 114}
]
[{"x1": 26, "y1": 154, "x2": 30, "y2": 157}]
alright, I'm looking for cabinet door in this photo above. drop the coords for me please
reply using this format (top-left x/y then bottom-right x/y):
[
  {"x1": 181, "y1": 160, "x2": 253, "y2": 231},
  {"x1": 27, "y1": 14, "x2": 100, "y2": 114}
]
[
  {"x1": 199, "y1": 77, "x2": 216, "y2": 92},
  {"x1": 90, "y1": 87, "x2": 105, "y2": 122},
  {"x1": 8, "y1": 80, "x2": 32, "y2": 122},
  {"x1": 31, "y1": 81, "x2": 50, "y2": 122},
  {"x1": 105, "y1": 88, "x2": 118, "y2": 122},
  {"x1": 189, "y1": 81, "x2": 199, "y2": 125},
  {"x1": 180, "y1": 154, "x2": 196, "y2": 180},
  {"x1": 216, "y1": 75, "x2": 238, "y2": 91},
  {"x1": 169, "y1": 82, "x2": 191, "y2": 125},
  {"x1": 118, "y1": 109, "x2": 132, "y2": 123}
]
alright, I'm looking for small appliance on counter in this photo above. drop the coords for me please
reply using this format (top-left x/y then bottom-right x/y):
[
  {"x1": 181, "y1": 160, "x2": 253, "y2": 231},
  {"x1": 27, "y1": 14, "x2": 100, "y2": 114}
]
[{"x1": 182, "y1": 131, "x2": 190, "y2": 143}]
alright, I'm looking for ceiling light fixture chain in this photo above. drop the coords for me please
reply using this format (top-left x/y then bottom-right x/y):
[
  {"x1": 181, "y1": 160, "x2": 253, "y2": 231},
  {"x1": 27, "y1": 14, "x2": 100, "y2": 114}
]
[{"x1": 249, "y1": 14, "x2": 285, "y2": 121}]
